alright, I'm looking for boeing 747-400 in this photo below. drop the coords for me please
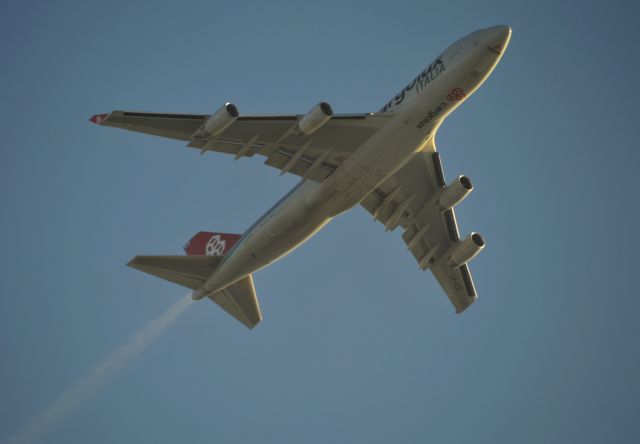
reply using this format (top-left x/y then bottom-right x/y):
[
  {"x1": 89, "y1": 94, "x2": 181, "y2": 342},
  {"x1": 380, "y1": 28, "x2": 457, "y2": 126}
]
[{"x1": 91, "y1": 25, "x2": 512, "y2": 328}]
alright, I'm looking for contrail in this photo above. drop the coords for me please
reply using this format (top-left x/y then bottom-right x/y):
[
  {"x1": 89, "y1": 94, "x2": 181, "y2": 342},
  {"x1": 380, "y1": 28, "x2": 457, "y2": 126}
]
[{"x1": 5, "y1": 294, "x2": 193, "y2": 444}]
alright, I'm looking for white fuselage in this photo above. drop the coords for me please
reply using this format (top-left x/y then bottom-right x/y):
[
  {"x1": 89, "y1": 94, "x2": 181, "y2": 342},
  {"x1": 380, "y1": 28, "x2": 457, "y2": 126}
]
[{"x1": 194, "y1": 26, "x2": 511, "y2": 299}]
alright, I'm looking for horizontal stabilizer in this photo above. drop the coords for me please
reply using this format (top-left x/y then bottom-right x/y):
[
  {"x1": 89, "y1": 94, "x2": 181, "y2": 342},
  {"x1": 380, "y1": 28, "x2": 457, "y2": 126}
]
[
  {"x1": 128, "y1": 254, "x2": 262, "y2": 329},
  {"x1": 209, "y1": 275, "x2": 262, "y2": 329},
  {"x1": 127, "y1": 255, "x2": 223, "y2": 290}
]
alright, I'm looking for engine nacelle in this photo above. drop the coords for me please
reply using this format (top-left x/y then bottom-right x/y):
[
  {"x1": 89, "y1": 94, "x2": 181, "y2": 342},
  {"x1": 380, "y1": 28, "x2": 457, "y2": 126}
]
[
  {"x1": 297, "y1": 102, "x2": 333, "y2": 135},
  {"x1": 202, "y1": 102, "x2": 239, "y2": 136},
  {"x1": 438, "y1": 175, "x2": 473, "y2": 210},
  {"x1": 447, "y1": 233, "x2": 485, "y2": 269}
]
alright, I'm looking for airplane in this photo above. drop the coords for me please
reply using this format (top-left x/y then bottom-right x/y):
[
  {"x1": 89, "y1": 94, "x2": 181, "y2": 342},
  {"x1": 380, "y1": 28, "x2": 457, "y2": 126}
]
[{"x1": 91, "y1": 25, "x2": 512, "y2": 329}]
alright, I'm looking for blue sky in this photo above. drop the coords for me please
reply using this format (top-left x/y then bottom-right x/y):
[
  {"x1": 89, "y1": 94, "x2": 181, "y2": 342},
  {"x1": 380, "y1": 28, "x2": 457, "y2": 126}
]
[{"x1": 1, "y1": 0, "x2": 639, "y2": 442}]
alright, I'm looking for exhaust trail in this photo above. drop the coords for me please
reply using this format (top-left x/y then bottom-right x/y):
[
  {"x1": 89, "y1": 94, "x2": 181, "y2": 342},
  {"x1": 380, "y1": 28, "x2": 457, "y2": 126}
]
[{"x1": 5, "y1": 294, "x2": 193, "y2": 444}]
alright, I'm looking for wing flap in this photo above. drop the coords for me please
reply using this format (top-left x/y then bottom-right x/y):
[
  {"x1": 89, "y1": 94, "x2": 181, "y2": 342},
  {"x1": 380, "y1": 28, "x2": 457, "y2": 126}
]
[{"x1": 262, "y1": 147, "x2": 335, "y2": 181}]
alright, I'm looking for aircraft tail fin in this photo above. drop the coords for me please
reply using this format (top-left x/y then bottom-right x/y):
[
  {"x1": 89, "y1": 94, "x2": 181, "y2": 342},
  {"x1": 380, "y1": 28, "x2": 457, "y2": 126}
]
[{"x1": 183, "y1": 231, "x2": 242, "y2": 256}]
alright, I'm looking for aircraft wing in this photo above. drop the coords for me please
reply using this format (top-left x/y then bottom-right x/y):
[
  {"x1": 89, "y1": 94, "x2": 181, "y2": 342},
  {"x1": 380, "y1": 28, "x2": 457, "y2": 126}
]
[
  {"x1": 360, "y1": 138, "x2": 481, "y2": 313},
  {"x1": 91, "y1": 110, "x2": 391, "y2": 182}
]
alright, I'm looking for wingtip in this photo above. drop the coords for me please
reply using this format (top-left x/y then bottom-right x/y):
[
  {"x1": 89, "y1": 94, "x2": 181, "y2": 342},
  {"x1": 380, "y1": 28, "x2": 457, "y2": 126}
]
[
  {"x1": 126, "y1": 256, "x2": 140, "y2": 268},
  {"x1": 89, "y1": 113, "x2": 109, "y2": 125},
  {"x1": 245, "y1": 319, "x2": 262, "y2": 330}
]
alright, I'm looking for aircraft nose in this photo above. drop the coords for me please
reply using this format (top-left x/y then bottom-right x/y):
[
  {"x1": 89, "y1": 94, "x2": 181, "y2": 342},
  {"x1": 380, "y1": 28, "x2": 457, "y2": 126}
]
[
  {"x1": 484, "y1": 25, "x2": 512, "y2": 54},
  {"x1": 492, "y1": 25, "x2": 512, "y2": 41}
]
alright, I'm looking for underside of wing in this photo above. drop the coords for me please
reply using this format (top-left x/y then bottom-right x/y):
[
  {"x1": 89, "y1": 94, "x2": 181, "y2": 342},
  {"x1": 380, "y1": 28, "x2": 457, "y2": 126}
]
[
  {"x1": 92, "y1": 111, "x2": 205, "y2": 140},
  {"x1": 92, "y1": 108, "x2": 392, "y2": 182},
  {"x1": 360, "y1": 138, "x2": 484, "y2": 312}
]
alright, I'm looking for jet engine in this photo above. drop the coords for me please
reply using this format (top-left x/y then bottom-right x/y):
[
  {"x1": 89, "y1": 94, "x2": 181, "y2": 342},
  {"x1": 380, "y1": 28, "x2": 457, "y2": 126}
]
[
  {"x1": 438, "y1": 175, "x2": 473, "y2": 210},
  {"x1": 202, "y1": 102, "x2": 239, "y2": 136},
  {"x1": 297, "y1": 102, "x2": 333, "y2": 135},
  {"x1": 447, "y1": 233, "x2": 485, "y2": 268}
]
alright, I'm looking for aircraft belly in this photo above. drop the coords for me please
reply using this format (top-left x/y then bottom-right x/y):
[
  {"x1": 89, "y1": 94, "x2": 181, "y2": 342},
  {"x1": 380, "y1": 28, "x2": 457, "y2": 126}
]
[
  {"x1": 202, "y1": 181, "x2": 332, "y2": 294},
  {"x1": 247, "y1": 194, "x2": 331, "y2": 266},
  {"x1": 319, "y1": 113, "x2": 432, "y2": 215}
]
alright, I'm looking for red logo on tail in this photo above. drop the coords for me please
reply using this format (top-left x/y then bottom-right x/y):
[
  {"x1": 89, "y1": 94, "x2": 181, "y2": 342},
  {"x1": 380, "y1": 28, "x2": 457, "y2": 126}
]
[
  {"x1": 184, "y1": 232, "x2": 241, "y2": 256},
  {"x1": 89, "y1": 113, "x2": 109, "y2": 125}
]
